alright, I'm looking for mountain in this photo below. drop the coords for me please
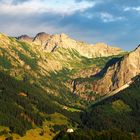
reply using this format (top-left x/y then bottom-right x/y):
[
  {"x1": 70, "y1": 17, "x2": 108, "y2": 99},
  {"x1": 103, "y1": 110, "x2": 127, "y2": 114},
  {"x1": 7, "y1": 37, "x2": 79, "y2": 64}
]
[
  {"x1": 4, "y1": 31, "x2": 140, "y2": 140},
  {"x1": 93, "y1": 45, "x2": 140, "y2": 95},
  {"x1": 0, "y1": 33, "x2": 83, "y2": 139},
  {"x1": 0, "y1": 33, "x2": 123, "y2": 107},
  {"x1": 18, "y1": 32, "x2": 123, "y2": 58},
  {"x1": 0, "y1": 32, "x2": 125, "y2": 139}
]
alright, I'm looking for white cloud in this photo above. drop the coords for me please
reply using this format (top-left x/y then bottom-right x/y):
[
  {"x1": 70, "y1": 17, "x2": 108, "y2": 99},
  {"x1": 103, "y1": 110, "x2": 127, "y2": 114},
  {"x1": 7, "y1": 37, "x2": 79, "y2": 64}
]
[
  {"x1": 124, "y1": 6, "x2": 140, "y2": 13},
  {"x1": 100, "y1": 12, "x2": 124, "y2": 23},
  {"x1": 84, "y1": 12, "x2": 124, "y2": 23},
  {"x1": 0, "y1": 0, "x2": 97, "y2": 16}
]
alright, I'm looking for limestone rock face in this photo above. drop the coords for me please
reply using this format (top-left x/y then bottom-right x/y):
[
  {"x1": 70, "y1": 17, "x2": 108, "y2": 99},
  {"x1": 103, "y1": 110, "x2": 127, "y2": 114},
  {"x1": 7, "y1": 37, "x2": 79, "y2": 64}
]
[
  {"x1": 17, "y1": 35, "x2": 33, "y2": 42},
  {"x1": 33, "y1": 32, "x2": 51, "y2": 47},
  {"x1": 93, "y1": 45, "x2": 140, "y2": 95}
]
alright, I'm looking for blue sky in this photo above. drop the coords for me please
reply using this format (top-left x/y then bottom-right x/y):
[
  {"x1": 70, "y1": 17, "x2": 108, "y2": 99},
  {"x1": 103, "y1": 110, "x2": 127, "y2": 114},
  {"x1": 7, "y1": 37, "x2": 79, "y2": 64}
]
[{"x1": 0, "y1": 0, "x2": 140, "y2": 50}]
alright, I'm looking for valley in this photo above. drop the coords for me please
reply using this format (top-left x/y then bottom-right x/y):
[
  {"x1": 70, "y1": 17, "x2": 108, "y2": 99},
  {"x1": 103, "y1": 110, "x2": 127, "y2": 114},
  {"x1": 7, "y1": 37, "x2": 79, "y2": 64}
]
[
  {"x1": 0, "y1": 32, "x2": 140, "y2": 140},
  {"x1": 0, "y1": 0, "x2": 139, "y2": 139}
]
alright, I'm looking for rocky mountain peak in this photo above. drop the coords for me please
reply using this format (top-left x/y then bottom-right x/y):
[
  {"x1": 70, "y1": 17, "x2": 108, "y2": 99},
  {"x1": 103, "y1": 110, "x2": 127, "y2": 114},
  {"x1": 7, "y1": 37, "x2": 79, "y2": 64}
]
[
  {"x1": 33, "y1": 32, "x2": 51, "y2": 46},
  {"x1": 34, "y1": 32, "x2": 50, "y2": 39},
  {"x1": 17, "y1": 35, "x2": 33, "y2": 42}
]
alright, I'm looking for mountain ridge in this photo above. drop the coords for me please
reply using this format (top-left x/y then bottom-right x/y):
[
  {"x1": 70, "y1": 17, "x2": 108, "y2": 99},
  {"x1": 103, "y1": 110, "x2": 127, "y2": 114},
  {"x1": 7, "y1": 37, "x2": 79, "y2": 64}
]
[{"x1": 17, "y1": 32, "x2": 123, "y2": 58}]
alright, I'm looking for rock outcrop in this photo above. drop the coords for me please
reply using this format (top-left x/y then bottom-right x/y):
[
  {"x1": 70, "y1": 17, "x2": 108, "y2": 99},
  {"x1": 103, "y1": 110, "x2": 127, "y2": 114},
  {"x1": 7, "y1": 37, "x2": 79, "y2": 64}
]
[
  {"x1": 93, "y1": 45, "x2": 140, "y2": 95},
  {"x1": 33, "y1": 32, "x2": 51, "y2": 47}
]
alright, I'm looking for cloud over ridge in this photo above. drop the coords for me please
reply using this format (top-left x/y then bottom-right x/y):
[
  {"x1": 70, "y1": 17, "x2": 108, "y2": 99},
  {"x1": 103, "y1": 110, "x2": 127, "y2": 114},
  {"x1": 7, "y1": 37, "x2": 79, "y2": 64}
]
[{"x1": 0, "y1": 0, "x2": 140, "y2": 51}]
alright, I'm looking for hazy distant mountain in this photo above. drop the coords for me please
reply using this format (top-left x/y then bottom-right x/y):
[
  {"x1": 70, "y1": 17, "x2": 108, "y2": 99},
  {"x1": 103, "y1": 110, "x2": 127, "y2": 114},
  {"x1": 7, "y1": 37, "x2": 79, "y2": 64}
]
[{"x1": 17, "y1": 35, "x2": 33, "y2": 42}]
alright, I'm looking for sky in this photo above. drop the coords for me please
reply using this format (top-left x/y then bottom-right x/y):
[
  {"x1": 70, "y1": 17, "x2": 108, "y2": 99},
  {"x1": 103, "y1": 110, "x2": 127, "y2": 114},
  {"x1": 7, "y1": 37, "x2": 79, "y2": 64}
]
[{"x1": 0, "y1": 0, "x2": 140, "y2": 50}]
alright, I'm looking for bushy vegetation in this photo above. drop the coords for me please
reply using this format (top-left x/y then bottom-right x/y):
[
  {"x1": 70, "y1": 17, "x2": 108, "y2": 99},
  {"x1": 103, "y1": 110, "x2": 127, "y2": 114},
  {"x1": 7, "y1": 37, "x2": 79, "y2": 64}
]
[{"x1": 54, "y1": 129, "x2": 140, "y2": 140}]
